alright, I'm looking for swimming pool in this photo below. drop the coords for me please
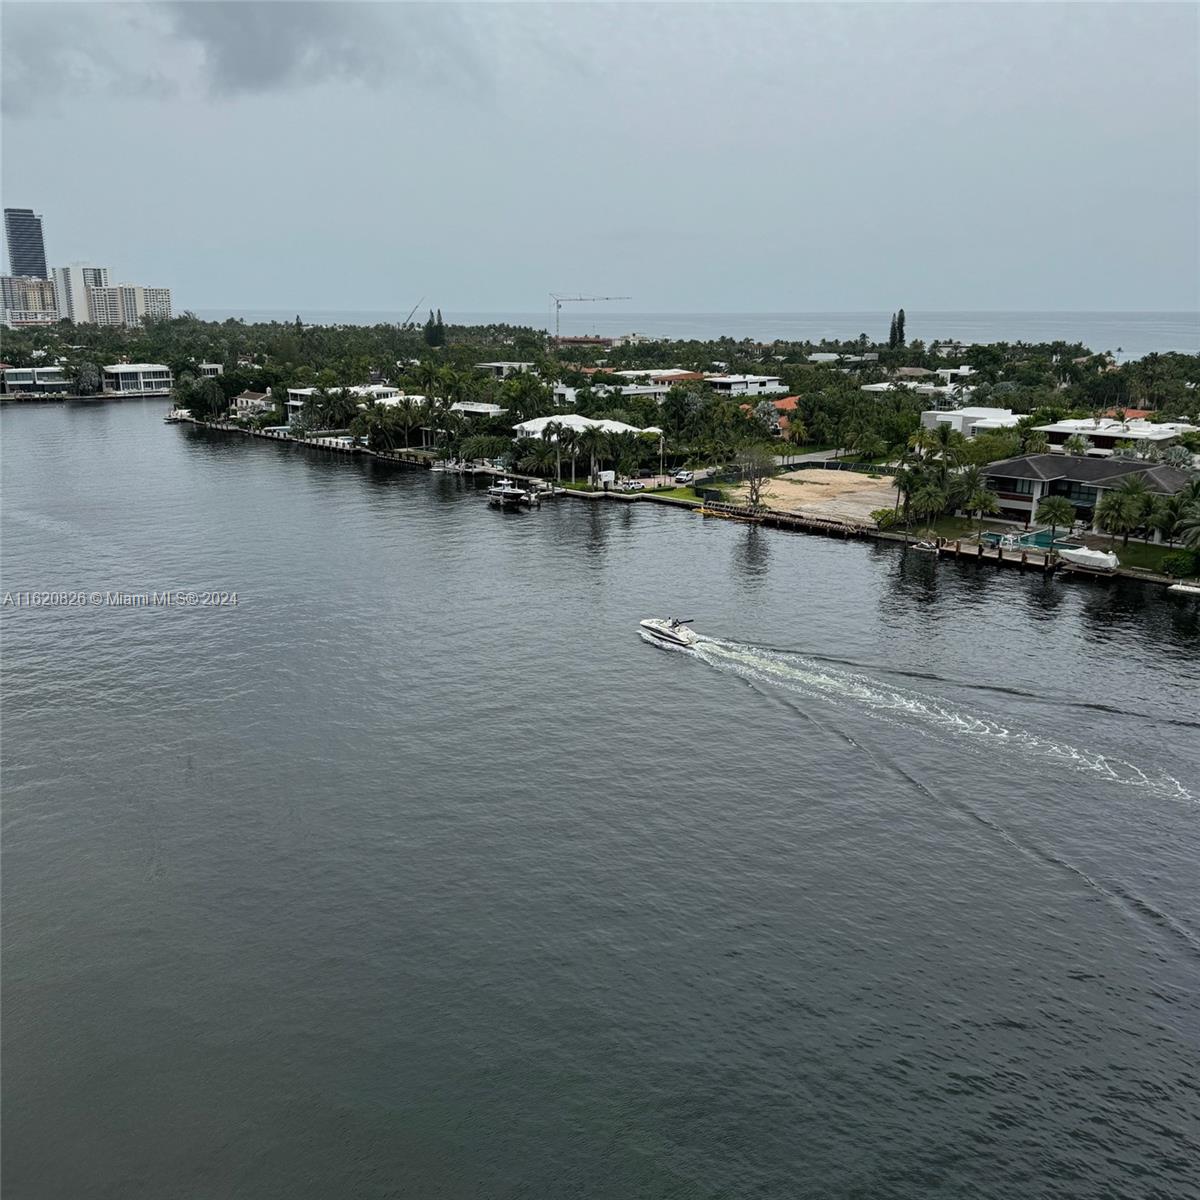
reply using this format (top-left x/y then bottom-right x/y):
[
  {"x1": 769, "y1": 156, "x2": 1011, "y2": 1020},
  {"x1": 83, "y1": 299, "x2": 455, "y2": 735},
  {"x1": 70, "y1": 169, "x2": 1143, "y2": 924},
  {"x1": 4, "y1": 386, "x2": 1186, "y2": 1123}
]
[{"x1": 982, "y1": 528, "x2": 1079, "y2": 549}]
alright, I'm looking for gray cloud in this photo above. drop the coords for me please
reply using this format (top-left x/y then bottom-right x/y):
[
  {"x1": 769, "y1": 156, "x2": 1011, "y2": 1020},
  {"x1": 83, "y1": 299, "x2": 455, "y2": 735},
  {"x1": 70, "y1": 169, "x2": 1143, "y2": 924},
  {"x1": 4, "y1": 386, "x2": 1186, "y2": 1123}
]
[
  {"x1": 3, "y1": 3, "x2": 1196, "y2": 311},
  {"x1": 2, "y1": 4, "x2": 178, "y2": 116},
  {"x1": 162, "y1": 1, "x2": 399, "y2": 93}
]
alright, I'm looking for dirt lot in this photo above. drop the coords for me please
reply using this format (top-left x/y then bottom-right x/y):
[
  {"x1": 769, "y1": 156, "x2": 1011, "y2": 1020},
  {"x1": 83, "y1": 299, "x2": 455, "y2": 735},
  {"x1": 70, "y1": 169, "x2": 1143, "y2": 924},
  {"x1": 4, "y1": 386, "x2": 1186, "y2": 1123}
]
[{"x1": 732, "y1": 468, "x2": 897, "y2": 524}]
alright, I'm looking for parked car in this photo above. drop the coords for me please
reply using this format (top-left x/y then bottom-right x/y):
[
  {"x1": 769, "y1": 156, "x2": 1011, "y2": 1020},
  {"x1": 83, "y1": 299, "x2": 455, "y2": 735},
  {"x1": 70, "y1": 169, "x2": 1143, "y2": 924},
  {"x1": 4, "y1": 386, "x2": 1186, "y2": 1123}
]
[
  {"x1": 638, "y1": 468, "x2": 654, "y2": 479},
  {"x1": 674, "y1": 470, "x2": 694, "y2": 484},
  {"x1": 621, "y1": 479, "x2": 645, "y2": 491}
]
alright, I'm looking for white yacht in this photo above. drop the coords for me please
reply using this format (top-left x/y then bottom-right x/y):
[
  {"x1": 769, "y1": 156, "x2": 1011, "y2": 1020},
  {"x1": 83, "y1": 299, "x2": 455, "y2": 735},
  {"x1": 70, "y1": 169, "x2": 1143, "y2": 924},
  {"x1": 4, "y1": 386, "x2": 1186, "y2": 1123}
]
[
  {"x1": 1058, "y1": 546, "x2": 1119, "y2": 572},
  {"x1": 639, "y1": 617, "x2": 700, "y2": 648}
]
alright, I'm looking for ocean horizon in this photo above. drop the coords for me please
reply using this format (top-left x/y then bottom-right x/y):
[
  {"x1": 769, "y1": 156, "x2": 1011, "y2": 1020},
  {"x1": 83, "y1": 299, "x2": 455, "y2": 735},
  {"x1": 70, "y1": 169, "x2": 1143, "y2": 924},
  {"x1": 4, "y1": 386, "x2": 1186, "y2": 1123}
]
[{"x1": 192, "y1": 309, "x2": 1199, "y2": 362}]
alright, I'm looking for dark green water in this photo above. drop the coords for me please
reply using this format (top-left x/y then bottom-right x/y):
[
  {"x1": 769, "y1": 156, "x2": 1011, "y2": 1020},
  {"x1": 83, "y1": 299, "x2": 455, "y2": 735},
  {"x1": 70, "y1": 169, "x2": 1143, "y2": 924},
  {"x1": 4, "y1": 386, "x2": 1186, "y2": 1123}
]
[{"x1": 3, "y1": 401, "x2": 1198, "y2": 1198}]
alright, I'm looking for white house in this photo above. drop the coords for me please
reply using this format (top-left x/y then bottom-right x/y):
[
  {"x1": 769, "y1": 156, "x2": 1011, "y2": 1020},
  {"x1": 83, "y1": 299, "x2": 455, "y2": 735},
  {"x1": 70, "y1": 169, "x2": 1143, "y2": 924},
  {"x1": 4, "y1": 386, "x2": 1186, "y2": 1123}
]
[
  {"x1": 102, "y1": 363, "x2": 173, "y2": 394},
  {"x1": 198, "y1": 362, "x2": 224, "y2": 378},
  {"x1": 513, "y1": 414, "x2": 662, "y2": 439},
  {"x1": 285, "y1": 383, "x2": 402, "y2": 422},
  {"x1": 921, "y1": 407, "x2": 1018, "y2": 438},
  {"x1": 232, "y1": 389, "x2": 274, "y2": 416},
  {"x1": 0, "y1": 365, "x2": 70, "y2": 394},
  {"x1": 704, "y1": 373, "x2": 787, "y2": 396},
  {"x1": 476, "y1": 361, "x2": 533, "y2": 379},
  {"x1": 552, "y1": 382, "x2": 672, "y2": 407},
  {"x1": 450, "y1": 401, "x2": 506, "y2": 416},
  {"x1": 1033, "y1": 417, "x2": 1198, "y2": 455}
]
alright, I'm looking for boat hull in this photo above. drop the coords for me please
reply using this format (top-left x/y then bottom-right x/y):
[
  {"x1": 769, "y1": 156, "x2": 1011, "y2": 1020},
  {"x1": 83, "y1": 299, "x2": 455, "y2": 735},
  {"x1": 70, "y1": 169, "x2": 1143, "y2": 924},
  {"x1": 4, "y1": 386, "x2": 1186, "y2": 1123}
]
[{"x1": 639, "y1": 618, "x2": 700, "y2": 648}]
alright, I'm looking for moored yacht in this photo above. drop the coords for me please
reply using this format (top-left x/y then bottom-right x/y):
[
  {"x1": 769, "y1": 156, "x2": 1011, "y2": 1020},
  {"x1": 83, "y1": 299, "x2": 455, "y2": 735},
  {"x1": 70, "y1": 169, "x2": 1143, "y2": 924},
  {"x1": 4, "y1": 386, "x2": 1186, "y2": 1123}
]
[{"x1": 487, "y1": 478, "x2": 540, "y2": 509}]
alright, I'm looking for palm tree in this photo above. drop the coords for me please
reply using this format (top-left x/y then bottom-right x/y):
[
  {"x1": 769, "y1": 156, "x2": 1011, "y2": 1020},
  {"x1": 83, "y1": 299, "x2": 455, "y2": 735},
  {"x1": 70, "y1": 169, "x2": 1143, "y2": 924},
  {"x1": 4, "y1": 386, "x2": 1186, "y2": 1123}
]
[
  {"x1": 965, "y1": 483, "x2": 1000, "y2": 534},
  {"x1": 910, "y1": 484, "x2": 948, "y2": 536},
  {"x1": 542, "y1": 421, "x2": 563, "y2": 480},
  {"x1": 1023, "y1": 430, "x2": 1049, "y2": 454},
  {"x1": 1179, "y1": 504, "x2": 1200, "y2": 550},
  {"x1": 1149, "y1": 493, "x2": 1188, "y2": 546},
  {"x1": 576, "y1": 425, "x2": 606, "y2": 486},
  {"x1": 1063, "y1": 433, "x2": 1093, "y2": 456},
  {"x1": 557, "y1": 426, "x2": 580, "y2": 483},
  {"x1": 1035, "y1": 496, "x2": 1076, "y2": 546},
  {"x1": 518, "y1": 440, "x2": 556, "y2": 478},
  {"x1": 1095, "y1": 491, "x2": 1139, "y2": 547},
  {"x1": 1114, "y1": 475, "x2": 1152, "y2": 537},
  {"x1": 928, "y1": 423, "x2": 966, "y2": 491}
]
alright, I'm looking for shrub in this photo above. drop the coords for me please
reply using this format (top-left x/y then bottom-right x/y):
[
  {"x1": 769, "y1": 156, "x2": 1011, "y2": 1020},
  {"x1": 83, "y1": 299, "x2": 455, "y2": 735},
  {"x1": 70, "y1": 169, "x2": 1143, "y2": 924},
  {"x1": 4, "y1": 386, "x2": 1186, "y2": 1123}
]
[
  {"x1": 1159, "y1": 550, "x2": 1199, "y2": 578},
  {"x1": 871, "y1": 508, "x2": 900, "y2": 529}
]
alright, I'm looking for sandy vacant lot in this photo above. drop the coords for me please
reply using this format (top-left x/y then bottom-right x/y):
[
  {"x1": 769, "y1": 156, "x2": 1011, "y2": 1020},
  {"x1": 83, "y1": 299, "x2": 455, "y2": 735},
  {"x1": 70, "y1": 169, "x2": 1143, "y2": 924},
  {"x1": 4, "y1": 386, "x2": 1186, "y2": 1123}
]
[{"x1": 732, "y1": 468, "x2": 897, "y2": 524}]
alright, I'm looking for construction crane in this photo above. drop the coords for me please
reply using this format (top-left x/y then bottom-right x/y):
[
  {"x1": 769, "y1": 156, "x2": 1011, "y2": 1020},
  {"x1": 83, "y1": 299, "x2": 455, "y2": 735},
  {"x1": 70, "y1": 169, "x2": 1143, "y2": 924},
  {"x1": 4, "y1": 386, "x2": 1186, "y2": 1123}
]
[
  {"x1": 400, "y1": 296, "x2": 425, "y2": 328},
  {"x1": 549, "y1": 293, "x2": 631, "y2": 340}
]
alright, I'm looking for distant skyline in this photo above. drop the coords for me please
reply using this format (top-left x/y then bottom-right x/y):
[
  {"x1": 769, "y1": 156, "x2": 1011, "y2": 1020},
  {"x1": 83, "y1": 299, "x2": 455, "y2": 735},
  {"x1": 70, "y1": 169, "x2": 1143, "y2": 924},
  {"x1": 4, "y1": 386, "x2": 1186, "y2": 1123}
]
[{"x1": 3, "y1": 2, "x2": 1197, "y2": 314}]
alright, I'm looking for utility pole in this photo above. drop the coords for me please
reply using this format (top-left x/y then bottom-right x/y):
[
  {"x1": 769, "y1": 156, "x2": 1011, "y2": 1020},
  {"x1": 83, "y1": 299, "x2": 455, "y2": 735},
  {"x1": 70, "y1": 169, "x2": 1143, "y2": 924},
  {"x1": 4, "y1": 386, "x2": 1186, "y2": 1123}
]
[{"x1": 549, "y1": 293, "x2": 632, "y2": 340}]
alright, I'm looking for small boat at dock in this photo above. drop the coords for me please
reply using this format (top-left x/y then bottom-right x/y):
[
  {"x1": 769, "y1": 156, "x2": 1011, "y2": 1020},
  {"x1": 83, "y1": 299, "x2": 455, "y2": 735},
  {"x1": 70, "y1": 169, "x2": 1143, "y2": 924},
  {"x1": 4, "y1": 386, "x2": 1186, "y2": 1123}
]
[
  {"x1": 487, "y1": 478, "x2": 540, "y2": 509},
  {"x1": 1167, "y1": 582, "x2": 1200, "y2": 595},
  {"x1": 1057, "y1": 547, "x2": 1119, "y2": 573}
]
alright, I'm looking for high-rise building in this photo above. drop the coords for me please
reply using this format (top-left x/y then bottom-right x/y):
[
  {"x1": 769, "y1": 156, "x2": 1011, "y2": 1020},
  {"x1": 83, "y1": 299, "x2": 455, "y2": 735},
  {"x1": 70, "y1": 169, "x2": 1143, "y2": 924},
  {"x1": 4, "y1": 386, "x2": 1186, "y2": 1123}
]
[
  {"x1": 84, "y1": 282, "x2": 173, "y2": 327},
  {"x1": 1, "y1": 275, "x2": 59, "y2": 328},
  {"x1": 4, "y1": 208, "x2": 48, "y2": 278},
  {"x1": 52, "y1": 263, "x2": 109, "y2": 323}
]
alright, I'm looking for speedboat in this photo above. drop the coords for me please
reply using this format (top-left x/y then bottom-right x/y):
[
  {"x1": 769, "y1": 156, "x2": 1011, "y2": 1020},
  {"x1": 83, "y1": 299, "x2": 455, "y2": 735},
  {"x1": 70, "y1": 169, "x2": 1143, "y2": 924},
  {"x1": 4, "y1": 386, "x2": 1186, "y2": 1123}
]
[
  {"x1": 910, "y1": 539, "x2": 938, "y2": 553},
  {"x1": 1167, "y1": 582, "x2": 1200, "y2": 595},
  {"x1": 1057, "y1": 546, "x2": 1119, "y2": 572},
  {"x1": 639, "y1": 617, "x2": 700, "y2": 648}
]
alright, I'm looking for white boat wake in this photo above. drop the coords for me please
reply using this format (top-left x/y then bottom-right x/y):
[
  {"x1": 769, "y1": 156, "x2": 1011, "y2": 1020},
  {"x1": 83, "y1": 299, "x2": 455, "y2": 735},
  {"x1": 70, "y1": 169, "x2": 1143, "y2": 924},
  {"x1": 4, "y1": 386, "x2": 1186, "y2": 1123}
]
[{"x1": 687, "y1": 637, "x2": 1195, "y2": 804}]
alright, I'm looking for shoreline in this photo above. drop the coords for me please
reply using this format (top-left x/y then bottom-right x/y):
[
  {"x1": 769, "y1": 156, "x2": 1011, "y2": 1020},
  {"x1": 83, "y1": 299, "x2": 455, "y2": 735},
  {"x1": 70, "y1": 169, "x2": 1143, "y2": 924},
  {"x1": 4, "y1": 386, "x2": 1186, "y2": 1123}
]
[{"x1": 178, "y1": 417, "x2": 1184, "y2": 591}]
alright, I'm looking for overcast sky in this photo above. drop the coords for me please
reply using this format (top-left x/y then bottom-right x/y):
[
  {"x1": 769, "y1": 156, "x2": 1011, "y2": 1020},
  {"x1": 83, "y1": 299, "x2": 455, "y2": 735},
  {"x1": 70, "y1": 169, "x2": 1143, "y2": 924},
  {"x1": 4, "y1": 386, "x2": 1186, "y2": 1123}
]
[{"x1": 3, "y1": 1, "x2": 1197, "y2": 313}]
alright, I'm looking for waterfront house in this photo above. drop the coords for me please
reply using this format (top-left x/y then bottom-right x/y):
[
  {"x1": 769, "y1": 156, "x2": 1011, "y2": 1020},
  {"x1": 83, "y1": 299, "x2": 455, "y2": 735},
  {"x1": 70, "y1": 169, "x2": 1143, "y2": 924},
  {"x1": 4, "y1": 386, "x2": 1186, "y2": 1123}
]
[
  {"x1": 981, "y1": 453, "x2": 1194, "y2": 529},
  {"x1": 921, "y1": 407, "x2": 1018, "y2": 438},
  {"x1": 513, "y1": 414, "x2": 662, "y2": 439},
  {"x1": 102, "y1": 363, "x2": 173, "y2": 394},
  {"x1": 1, "y1": 365, "x2": 70, "y2": 395},
  {"x1": 285, "y1": 383, "x2": 402, "y2": 423},
  {"x1": 198, "y1": 362, "x2": 224, "y2": 379},
  {"x1": 231, "y1": 390, "x2": 273, "y2": 417},
  {"x1": 1032, "y1": 417, "x2": 1198, "y2": 455}
]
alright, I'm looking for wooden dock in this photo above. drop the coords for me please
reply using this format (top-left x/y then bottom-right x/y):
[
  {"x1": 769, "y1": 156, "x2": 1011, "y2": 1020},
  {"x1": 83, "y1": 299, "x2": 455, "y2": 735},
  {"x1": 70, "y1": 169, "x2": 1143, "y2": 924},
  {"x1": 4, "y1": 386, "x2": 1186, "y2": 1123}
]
[{"x1": 934, "y1": 538, "x2": 1058, "y2": 575}]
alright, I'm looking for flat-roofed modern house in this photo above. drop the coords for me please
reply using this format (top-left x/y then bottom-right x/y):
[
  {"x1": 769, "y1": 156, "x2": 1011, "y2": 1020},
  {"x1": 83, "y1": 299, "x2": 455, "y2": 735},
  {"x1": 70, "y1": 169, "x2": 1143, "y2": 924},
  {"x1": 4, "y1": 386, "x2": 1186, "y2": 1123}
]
[
  {"x1": 476, "y1": 361, "x2": 533, "y2": 379},
  {"x1": 704, "y1": 373, "x2": 787, "y2": 396},
  {"x1": 285, "y1": 383, "x2": 405, "y2": 422},
  {"x1": 981, "y1": 453, "x2": 1194, "y2": 529},
  {"x1": 1034, "y1": 417, "x2": 1197, "y2": 455},
  {"x1": 921, "y1": 407, "x2": 1019, "y2": 438},
  {"x1": 0, "y1": 365, "x2": 69, "y2": 395},
  {"x1": 102, "y1": 363, "x2": 173, "y2": 394},
  {"x1": 199, "y1": 362, "x2": 224, "y2": 378}
]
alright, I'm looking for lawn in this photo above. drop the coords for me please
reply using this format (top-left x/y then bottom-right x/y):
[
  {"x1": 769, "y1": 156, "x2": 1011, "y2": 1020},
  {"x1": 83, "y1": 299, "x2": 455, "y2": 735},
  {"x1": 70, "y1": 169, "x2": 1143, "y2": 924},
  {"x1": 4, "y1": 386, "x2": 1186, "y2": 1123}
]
[
  {"x1": 1103, "y1": 540, "x2": 1191, "y2": 575},
  {"x1": 648, "y1": 486, "x2": 704, "y2": 502}
]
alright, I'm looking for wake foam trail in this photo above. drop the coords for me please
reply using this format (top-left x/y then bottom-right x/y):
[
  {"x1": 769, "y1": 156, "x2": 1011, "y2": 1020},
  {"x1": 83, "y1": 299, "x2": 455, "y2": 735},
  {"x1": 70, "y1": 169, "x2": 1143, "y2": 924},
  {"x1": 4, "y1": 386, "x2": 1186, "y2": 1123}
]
[{"x1": 688, "y1": 638, "x2": 1195, "y2": 804}]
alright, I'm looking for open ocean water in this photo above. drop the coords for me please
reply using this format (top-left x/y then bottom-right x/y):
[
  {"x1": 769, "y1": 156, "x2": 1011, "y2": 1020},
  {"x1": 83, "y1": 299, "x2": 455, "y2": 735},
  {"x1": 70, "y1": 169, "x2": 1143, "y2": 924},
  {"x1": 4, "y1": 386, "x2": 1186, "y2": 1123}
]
[
  {"x1": 3, "y1": 401, "x2": 1200, "y2": 1198},
  {"x1": 194, "y1": 310, "x2": 1200, "y2": 361}
]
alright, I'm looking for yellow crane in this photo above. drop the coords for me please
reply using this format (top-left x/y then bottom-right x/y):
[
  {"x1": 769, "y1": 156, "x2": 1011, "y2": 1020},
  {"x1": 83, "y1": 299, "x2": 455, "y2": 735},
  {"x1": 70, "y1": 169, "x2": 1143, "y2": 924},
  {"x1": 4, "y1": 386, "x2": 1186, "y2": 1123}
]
[{"x1": 549, "y1": 293, "x2": 631, "y2": 340}]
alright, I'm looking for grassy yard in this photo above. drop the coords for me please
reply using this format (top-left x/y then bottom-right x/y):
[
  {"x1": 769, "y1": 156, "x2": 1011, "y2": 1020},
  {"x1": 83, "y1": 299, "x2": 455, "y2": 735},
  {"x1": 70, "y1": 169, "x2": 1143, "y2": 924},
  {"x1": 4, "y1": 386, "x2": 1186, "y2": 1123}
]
[
  {"x1": 1103, "y1": 540, "x2": 1192, "y2": 575},
  {"x1": 649, "y1": 486, "x2": 704, "y2": 501}
]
